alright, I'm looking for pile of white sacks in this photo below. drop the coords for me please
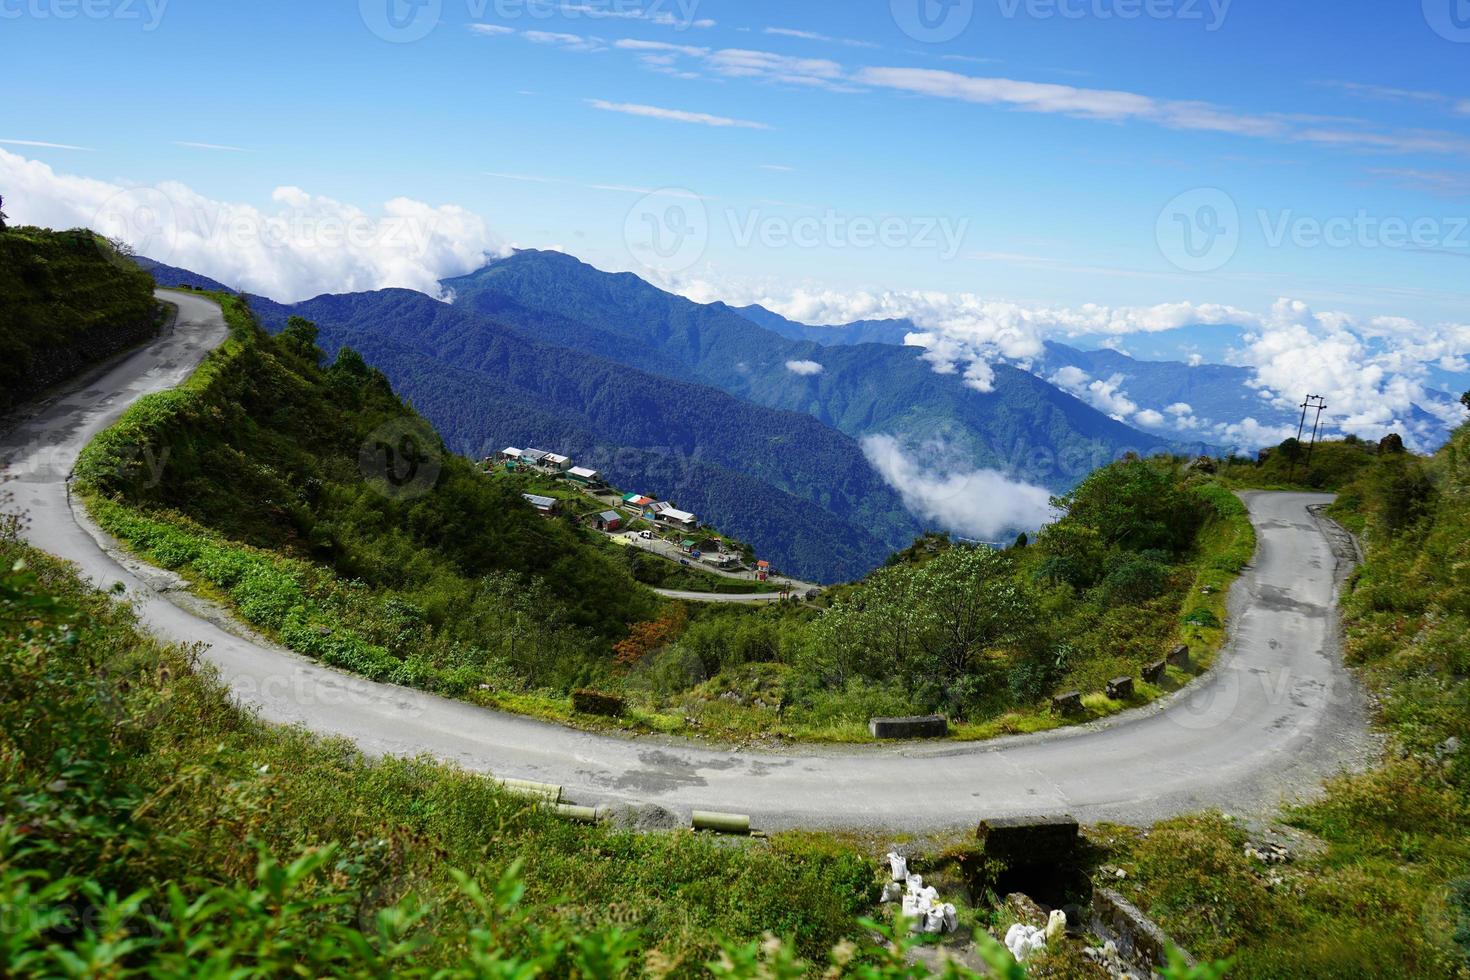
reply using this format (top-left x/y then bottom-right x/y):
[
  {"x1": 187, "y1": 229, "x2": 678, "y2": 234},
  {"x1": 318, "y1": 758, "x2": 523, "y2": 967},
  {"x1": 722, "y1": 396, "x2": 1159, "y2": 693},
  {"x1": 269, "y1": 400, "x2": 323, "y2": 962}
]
[
  {"x1": 1003, "y1": 909, "x2": 1067, "y2": 962},
  {"x1": 880, "y1": 853, "x2": 959, "y2": 935}
]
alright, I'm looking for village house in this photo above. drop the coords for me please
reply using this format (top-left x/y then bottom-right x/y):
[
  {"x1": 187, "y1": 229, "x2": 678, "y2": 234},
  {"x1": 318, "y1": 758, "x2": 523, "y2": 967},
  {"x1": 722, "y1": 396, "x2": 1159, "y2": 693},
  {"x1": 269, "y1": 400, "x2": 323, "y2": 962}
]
[
  {"x1": 622, "y1": 493, "x2": 656, "y2": 509},
  {"x1": 521, "y1": 493, "x2": 560, "y2": 516},
  {"x1": 594, "y1": 511, "x2": 622, "y2": 532},
  {"x1": 543, "y1": 452, "x2": 572, "y2": 473},
  {"x1": 647, "y1": 501, "x2": 698, "y2": 530},
  {"x1": 567, "y1": 466, "x2": 601, "y2": 487}
]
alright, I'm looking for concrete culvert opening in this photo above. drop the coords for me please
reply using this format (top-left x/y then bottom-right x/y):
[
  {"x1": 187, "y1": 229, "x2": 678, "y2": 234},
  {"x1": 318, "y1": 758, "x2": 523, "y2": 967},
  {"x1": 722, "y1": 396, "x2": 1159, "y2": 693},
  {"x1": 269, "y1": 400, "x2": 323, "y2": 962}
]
[
  {"x1": 972, "y1": 813, "x2": 1094, "y2": 913},
  {"x1": 992, "y1": 862, "x2": 1093, "y2": 914}
]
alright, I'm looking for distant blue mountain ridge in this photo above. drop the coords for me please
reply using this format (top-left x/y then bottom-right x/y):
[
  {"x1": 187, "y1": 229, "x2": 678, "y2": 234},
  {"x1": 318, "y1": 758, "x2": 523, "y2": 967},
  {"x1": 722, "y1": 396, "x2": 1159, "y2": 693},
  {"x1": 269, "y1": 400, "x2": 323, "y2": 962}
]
[{"x1": 730, "y1": 301, "x2": 1463, "y2": 453}]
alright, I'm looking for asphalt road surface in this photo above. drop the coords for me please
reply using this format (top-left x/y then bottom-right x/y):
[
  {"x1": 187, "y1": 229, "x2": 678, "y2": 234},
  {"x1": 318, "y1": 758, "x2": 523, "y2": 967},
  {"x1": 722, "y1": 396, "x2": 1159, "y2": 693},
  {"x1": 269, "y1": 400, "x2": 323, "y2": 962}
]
[
  {"x1": 2, "y1": 291, "x2": 1375, "y2": 830},
  {"x1": 652, "y1": 588, "x2": 790, "y2": 604}
]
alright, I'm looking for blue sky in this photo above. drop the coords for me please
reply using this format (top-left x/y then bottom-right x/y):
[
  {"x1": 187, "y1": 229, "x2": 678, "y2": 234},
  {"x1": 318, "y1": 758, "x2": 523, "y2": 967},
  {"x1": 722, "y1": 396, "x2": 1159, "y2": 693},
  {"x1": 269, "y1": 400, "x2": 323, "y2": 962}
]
[
  {"x1": 3, "y1": 0, "x2": 1467, "y2": 317},
  {"x1": 3, "y1": 0, "x2": 1468, "y2": 435}
]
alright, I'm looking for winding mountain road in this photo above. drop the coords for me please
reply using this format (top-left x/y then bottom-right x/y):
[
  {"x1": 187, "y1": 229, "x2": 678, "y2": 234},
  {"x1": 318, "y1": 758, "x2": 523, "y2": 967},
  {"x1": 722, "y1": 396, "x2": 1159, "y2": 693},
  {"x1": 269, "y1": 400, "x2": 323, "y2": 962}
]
[{"x1": 2, "y1": 291, "x2": 1375, "y2": 830}]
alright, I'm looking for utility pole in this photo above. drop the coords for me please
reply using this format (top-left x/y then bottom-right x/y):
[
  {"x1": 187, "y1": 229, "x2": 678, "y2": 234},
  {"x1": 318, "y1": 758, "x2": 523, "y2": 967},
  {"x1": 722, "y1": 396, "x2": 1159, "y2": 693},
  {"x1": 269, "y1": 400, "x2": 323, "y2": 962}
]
[
  {"x1": 1288, "y1": 395, "x2": 1314, "y2": 485},
  {"x1": 1304, "y1": 396, "x2": 1328, "y2": 469},
  {"x1": 1287, "y1": 393, "x2": 1334, "y2": 481}
]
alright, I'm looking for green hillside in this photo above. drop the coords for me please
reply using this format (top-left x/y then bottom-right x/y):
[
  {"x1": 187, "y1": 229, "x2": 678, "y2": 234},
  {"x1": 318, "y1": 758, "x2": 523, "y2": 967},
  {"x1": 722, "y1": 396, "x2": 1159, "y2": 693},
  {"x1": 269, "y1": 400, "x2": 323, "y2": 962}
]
[
  {"x1": 0, "y1": 227, "x2": 160, "y2": 413},
  {"x1": 76, "y1": 293, "x2": 657, "y2": 697},
  {"x1": 603, "y1": 455, "x2": 1254, "y2": 743}
]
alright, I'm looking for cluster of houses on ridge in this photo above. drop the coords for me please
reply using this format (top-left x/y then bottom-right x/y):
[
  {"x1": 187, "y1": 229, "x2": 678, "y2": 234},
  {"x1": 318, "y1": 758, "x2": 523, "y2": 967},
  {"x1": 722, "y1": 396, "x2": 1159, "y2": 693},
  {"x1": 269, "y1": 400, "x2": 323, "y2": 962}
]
[
  {"x1": 496, "y1": 446, "x2": 603, "y2": 488},
  {"x1": 493, "y1": 446, "x2": 709, "y2": 538}
]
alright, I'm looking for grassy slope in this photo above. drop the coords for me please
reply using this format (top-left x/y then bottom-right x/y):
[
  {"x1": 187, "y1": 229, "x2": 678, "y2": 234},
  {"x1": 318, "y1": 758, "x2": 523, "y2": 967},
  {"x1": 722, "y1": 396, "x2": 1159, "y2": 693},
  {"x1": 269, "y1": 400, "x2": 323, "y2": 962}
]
[
  {"x1": 3, "y1": 526, "x2": 1235, "y2": 978},
  {"x1": 0, "y1": 534, "x2": 886, "y2": 976},
  {"x1": 1101, "y1": 428, "x2": 1470, "y2": 978},
  {"x1": 1215, "y1": 438, "x2": 1379, "y2": 492},
  {"x1": 0, "y1": 227, "x2": 159, "y2": 413}
]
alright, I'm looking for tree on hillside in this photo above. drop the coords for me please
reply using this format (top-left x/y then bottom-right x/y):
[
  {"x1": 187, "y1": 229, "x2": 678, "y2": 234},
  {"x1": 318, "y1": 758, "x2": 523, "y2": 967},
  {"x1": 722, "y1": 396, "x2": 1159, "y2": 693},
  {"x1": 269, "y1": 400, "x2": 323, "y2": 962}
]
[
  {"x1": 1461, "y1": 390, "x2": 1470, "y2": 412},
  {"x1": 281, "y1": 315, "x2": 321, "y2": 362},
  {"x1": 0, "y1": 193, "x2": 8, "y2": 230},
  {"x1": 915, "y1": 546, "x2": 1033, "y2": 684},
  {"x1": 1052, "y1": 458, "x2": 1205, "y2": 556}
]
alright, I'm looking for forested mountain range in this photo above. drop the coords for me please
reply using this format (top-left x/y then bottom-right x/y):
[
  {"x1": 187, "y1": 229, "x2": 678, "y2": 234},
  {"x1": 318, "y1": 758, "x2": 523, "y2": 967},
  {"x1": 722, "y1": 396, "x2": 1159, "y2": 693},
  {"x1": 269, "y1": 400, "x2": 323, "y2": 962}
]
[
  {"x1": 227, "y1": 284, "x2": 926, "y2": 583},
  {"x1": 732, "y1": 299, "x2": 1463, "y2": 453},
  {"x1": 441, "y1": 251, "x2": 1193, "y2": 487}
]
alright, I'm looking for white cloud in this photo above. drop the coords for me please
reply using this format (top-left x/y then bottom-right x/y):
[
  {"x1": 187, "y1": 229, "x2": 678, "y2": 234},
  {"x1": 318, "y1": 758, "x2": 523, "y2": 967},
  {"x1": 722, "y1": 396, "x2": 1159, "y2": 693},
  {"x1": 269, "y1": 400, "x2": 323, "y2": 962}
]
[
  {"x1": 602, "y1": 38, "x2": 852, "y2": 90},
  {"x1": 763, "y1": 26, "x2": 878, "y2": 48},
  {"x1": 1048, "y1": 368, "x2": 1138, "y2": 420},
  {"x1": 1213, "y1": 417, "x2": 1299, "y2": 452},
  {"x1": 1221, "y1": 298, "x2": 1470, "y2": 449},
  {"x1": 0, "y1": 148, "x2": 501, "y2": 304},
  {"x1": 1367, "y1": 167, "x2": 1470, "y2": 198},
  {"x1": 854, "y1": 66, "x2": 1470, "y2": 157},
  {"x1": 1134, "y1": 408, "x2": 1166, "y2": 428},
  {"x1": 613, "y1": 38, "x2": 709, "y2": 57},
  {"x1": 547, "y1": 2, "x2": 714, "y2": 28},
  {"x1": 704, "y1": 48, "x2": 851, "y2": 90},
  {"x1": 467, "y1": 23, "x2": 515, "y2": 35},
  {"x1": 522, "y1": 30, "x2": 607, "y2": 51},
  {"x1": 174, "y1": 141, "x2": 248, "y2": 152},
  {"x1": 862, "y1": 435, "x2": 1056, "y2": 540},
  {"x1": 0, "y1": 138, "x2": 92, "y2": 151},
  {"x1": 785, "y1": 359, "x2": 824, "y2": 376},
  {"x1": 585, "y1": 99, "x2": 770, "y2": 129}
]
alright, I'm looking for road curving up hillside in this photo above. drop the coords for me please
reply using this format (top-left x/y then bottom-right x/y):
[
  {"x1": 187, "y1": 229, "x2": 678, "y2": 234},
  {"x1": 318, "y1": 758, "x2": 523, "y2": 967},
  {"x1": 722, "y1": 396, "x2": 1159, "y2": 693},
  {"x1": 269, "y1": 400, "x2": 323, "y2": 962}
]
[{"x1": 2, "y1": 291, "x2": 1376, "y2": 831}]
